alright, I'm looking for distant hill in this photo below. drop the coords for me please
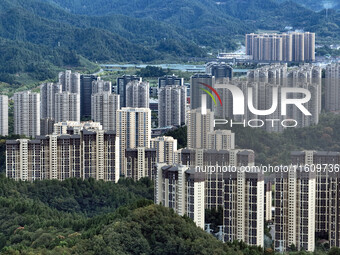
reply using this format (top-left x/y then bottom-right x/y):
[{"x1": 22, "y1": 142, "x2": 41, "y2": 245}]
[{"x1": 0, "y1": 0, "x2": 339, "y2": 84}]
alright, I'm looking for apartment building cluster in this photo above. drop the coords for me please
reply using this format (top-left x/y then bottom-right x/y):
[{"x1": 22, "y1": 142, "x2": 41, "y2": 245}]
[
  {"x1": 325, "y1": 63, "x2": 340, "y2": 112},
  {"x1": 246, "y1": 32, "x2": 315, "y2": 62},
  {"x1": 273, "y1": 151, "x2": 340, "y2": 252},
  {"x1": 156, "y1": 144, "x2": 340, "y2": 251},
  {"x1": 5, "y1": 70, "x2": 187, "y2": 184},
  {"x1": 6, "y1": 122, "x2": 119, "y2": 182},
  {"x1": 155, "y1": 65, "x2": 266, "y2": 245},
  {"x1": 4, "y1": 61, "x2": 340, "y2": 252},
  {"x1": 212, "y1": 64, "x2": 321, "y2": 132},
  {"x1": 154, "y1": 124, "x2": 265, "y2": 246},
  {"x1": 154, "y1": 61, "x2": 340, "y2": 251}
]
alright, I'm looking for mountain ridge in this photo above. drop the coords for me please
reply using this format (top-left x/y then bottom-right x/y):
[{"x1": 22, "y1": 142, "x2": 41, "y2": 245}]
[{"x1": 0, "y1": 0, "x2": 339, "y2": 85}]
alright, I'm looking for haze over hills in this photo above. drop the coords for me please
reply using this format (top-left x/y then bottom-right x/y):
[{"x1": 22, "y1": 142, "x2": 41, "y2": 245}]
[{"x1": 0, "y1": 0, "x2": 339, "y2": 84}]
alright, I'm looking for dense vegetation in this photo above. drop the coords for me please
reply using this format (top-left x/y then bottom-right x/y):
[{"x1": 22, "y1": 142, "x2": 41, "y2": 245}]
[
  {"x1": 1, "y1": 175, "x2": 340, "y2": 254},
  {"x1": 136, "y1": 66, "x2": 171, "y2": 78},
  {"x1": 41, "y1": 0, "x2": 340, "y2": 45},
  {"x1": 164, "y1": 126, "x2": 187, "y2": 149},
  {"x1": 0, "y1": 0, "x2": 339, "y2": 85},
  {"x1": 0, "y1": 174, "x2": 267, "y2": 254}
]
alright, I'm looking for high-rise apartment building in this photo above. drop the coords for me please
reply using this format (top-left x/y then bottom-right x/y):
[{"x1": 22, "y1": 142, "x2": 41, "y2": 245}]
[
  {"x1": 214, "y1": 80, "x2": 257, "y2": 121},
  {"x1": 247, "y1": 33, "x2": 283, "y2": 61},
  {"x1": 187, "y1": 105, "x2": 214, "y2": 149},
  {"x1": 247, "y1": 64, "x2": 287, "y2": 85},
  {"x1": 206, "y1": 62, "x2": 233, "y2": 82},
  {"x1": 154, "y1": 164, "x2": 205, "y2": 229},
  {"x1": 117, "y1": 75, "x2": 142, "y2": 108},
  {"x1": 207, "y1": 130, "x2": 235, "y2": 150},
  {"x1": 158, "y1": 75, "x2": 184, "y2": 88},
  {"x1": 14, "y1": 91, "x2": 40, "y2": 138},
  {"x1": 150, "y1": 87, "x2": 158, "y2": 98},
  {"x1": 176, "y1": 148, "x2": 255, "y2": 213},
  {"x1": 80, "y1": 74, "x2": 98, "y2": 118},
  {"x1": 190, "y1": 74, "x2": 215, "y2": 111},
  {"x1": 291, "y1": 32, "x2": 305, "y2": 62},
  {"x1": 303, "y1": 32, "x2": 315, "y2": 62},
  {"x1": 6, "y1": 130, "x2": 119, "y2": 182},
  {"x1": 116, "y1": 108, "x2": 151, "y2": 177},
  {"x1": 53, "y1": 121, "x2": 102, "y2": 135},
  {"x1": 58, "y1": 70, "x2": 81, "y2": 94},
  {"x1": 126, "y1": 80, "x2": 149, "y2": 108},
  {"x1": 291, "y1": 151, "x2": 340, "y2": 248},
  {"x1": 40, "y1": 118, "x2": 55, "y2": 136},
  {"x1": 264, "y1": 181, "x2": 273, "y2": 222},
  {"x1": 246, "y1": 32, "x2": 315, "y2": 62},
  {"x1": 325, "y1": 63, "x2": 340, "y2": 112},
  {"x1": 286, "y1": 65, "x2": 322, "y2": 126},
  {"x1": 91, "y1": 92, "x2": 120, "y2": 131},
  {"x1": 92, "y1": 79, "x2": 112, "y2": 94},
  {"x1": 54, "y1": 92, "x2": 80, "y2": 123},
  {"x1": 217, "y1": 64, "x2": 321, "y2": 132},
  {"x1": 150, "y1": 136, "x2": 177, "y2": 165},
  {"x1": 40, "y1": 82, "x2": 62, "y2": 119},
  {"x1": 125, "y1": 147, "x2": 156, "y2": 181},
  {"x1": 274, "y1": 168, "x2": 316, "y2": 252},
  {"x1": 158, "y1": 85, "x2": 187, "y2": 127},
  {"x1": 169, "y1": 147, "x2": 262, "y2": 247},
  {"x1": 222, "y1": 171, "x2": 264, "y2": 246},
  {"x1": 0, "y1": 95, "x2": 8, "y2": 136}
]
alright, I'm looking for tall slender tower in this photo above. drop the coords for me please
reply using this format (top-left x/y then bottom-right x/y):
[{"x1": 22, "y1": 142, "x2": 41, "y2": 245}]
[
  {"x1": 14, "y1": 91, "x2": 40, "y2": 137},
  {"x1": 117, "y1": 75, "x2": 142, "y2": 108},
  {"x1": 116, "y1": 108, "x2": 151, "y2": 176},
  {"x1": 0, "y1": 95, "x2": 8, "y2": 136},
  {"x1": 158, "y1": 85, "x2": 186, "y2": 127},
  {"x1": 126, "y1": 80, "x2": 149, "y2": 108},
  {"x1": 58, "y1": 70, "x2": 81, "y2": 94},
  {"x1": 325, "y1": 63, "x2": 340, "y2": 112},
  {"x1": 190, "y1": 74, "x2": 215, "y2": 111},
  {"x1": 80, "y1": 74, "x2": 98, "y2": 119},
  {"x1": 54, "y1": 92, "x2": 80, "y2": 122},
  {"x1": 150, "y1": 136, "x2": 178, "y2": 165},
  {"x1": 40, "y1": 82, "x2": 62, "y2": 119},
  {"x1": 158, "y1": 75, "x2": 184, "y2": 88},
  {"x1": 91, "y1": 92, "x2": 120, "y2": 131},
  {"x1": 92, "y1": 79, "x2": 112, "y2": 94},
  {"x1": 187, "y1": 95, "x2": 214, "y2": 149}
]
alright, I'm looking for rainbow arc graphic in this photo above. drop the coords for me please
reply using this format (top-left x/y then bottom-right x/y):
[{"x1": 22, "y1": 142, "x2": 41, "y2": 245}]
[{"x1": 199, "y1": 82, "x2": 223, "y2": 106}]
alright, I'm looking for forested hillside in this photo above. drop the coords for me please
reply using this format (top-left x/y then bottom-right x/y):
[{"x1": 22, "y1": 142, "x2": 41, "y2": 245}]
[
  {"x1": 0, "y1": 0, "x2": 339, "y2": 84},
  {"x1": 0, "y1": 175, "x2": 265, "y2": 254}
]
